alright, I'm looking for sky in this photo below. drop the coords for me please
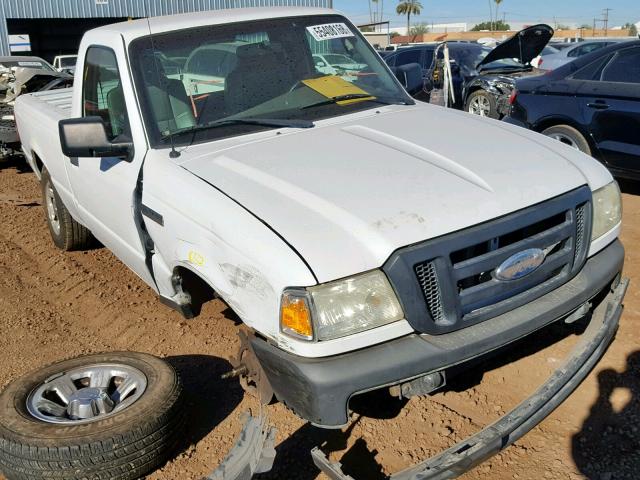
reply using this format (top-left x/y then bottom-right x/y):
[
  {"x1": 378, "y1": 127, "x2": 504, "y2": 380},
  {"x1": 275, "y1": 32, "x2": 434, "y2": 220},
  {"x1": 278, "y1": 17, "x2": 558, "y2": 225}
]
[{"x1": 333, "y1": 0, "x2": 640, "y2": 29}]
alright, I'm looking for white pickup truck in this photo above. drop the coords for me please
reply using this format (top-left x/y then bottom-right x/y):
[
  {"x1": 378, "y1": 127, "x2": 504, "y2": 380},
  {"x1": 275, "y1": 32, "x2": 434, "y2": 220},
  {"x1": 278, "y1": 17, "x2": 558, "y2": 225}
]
[{"x1": 10, "y1": 7, "x2": 627, "y2": 480}]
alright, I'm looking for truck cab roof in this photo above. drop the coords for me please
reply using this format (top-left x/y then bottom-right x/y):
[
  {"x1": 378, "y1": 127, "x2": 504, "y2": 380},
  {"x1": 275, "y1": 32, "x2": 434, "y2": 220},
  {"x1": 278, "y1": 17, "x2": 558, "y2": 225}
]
[{"x1": 88, "y1": 7, "x2": 336, "y2": 44}]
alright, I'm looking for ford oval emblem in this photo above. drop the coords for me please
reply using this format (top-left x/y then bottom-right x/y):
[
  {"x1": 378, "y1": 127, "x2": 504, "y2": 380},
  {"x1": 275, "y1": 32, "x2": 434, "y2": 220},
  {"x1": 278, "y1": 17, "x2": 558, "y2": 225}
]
[{"x1": 495, "y1": 248, "x2": 546, "y2": 281}]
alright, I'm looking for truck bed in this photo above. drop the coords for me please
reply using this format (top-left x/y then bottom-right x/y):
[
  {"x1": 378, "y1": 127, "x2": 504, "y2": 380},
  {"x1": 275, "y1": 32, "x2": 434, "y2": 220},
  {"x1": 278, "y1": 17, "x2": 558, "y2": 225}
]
[
  {"x1": 22, "y1": 88, "x2": 73, "y2": 121},
  {"x1": 14, "y1": 87, "x2": 73, "y2": 190}
]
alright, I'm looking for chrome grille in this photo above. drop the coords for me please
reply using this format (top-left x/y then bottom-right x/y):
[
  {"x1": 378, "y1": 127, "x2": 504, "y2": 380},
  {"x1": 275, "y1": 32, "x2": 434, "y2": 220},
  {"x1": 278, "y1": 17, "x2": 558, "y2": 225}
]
[{"x1": 383, "y1": 187, "x2": 593, "y2": 335}]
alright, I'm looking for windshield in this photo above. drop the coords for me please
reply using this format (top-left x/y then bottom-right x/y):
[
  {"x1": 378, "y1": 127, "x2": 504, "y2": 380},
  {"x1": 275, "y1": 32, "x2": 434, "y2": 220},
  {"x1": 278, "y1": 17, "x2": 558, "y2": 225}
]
[
  {"x1": 447, "y1": 45, "x2": 525, "y2": 74},
  {"x1": 129, "y1": 15, "x2": 411, "y2": 147},
  {"x1": 0, "y1": 59, "x2": 54, "y2": 71},
  {"x1": 60, "y1": 57, "x2": 77, "y2": 67}
]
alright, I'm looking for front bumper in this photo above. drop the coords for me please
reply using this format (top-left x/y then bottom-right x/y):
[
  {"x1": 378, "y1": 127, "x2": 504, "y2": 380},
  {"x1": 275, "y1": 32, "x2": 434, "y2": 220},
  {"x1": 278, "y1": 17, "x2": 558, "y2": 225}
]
[
  {"x1": 252, "y1": 239, "x2": 624, "y2": 428},
  {"x1": 312, "y1": 274, "x2": 628, "y2": 479}
]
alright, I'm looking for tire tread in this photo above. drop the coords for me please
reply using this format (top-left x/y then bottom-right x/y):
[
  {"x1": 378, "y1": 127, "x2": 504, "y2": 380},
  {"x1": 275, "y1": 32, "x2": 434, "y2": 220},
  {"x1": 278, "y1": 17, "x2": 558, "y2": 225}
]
[
  {"x1": 41, "y1": 167, "x2": 94, "y2": 251},
  {"x1": 0, "y1": 353, "x2": 186, "y2": 480}
]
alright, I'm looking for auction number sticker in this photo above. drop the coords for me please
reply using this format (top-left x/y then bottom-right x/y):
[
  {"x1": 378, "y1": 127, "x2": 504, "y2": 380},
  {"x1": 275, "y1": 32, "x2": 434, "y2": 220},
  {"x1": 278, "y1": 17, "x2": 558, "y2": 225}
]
[
  {"x1": 18, "y1": 61, "x2": 44, "y2": 67},
  {"x1": 307, "y1": 23, "x2": 354, "y2": 42}
]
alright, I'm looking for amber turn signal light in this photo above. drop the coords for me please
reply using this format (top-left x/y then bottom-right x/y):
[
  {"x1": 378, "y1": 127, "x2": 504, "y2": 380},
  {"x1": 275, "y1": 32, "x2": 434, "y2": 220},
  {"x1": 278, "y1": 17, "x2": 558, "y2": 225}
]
[{"x1": 280, "y1": 292, "x2": 313, "y2": 340}]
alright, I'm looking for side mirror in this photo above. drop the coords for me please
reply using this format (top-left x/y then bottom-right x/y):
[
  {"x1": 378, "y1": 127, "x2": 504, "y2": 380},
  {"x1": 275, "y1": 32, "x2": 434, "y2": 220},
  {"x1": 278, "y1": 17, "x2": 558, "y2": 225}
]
[
  {"x1": 59, "y1": 117, "x2": 133, "y2": 160},
  {"x1": 393, "y1": 62, "x2": 424, "y2": 96}
]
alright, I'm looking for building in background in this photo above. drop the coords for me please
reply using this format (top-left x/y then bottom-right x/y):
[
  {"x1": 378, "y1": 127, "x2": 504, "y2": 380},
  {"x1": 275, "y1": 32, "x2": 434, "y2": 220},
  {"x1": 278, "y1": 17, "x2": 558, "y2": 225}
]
[{"x1": 0, "y1": 0, "x2": 332, "y2": 60}]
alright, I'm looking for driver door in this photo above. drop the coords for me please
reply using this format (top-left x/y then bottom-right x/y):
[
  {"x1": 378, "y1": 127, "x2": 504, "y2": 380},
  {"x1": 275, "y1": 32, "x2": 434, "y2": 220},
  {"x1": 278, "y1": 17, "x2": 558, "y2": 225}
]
[{"x1": 64, "y1": 42, "x2": 155, "y2": 288}]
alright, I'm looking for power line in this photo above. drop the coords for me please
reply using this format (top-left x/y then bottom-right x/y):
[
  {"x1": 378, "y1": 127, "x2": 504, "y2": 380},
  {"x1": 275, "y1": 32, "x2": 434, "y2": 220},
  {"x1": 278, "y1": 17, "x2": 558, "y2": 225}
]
[{"x1": 602, "y1": 8, "x2": 612, "y2": 36}]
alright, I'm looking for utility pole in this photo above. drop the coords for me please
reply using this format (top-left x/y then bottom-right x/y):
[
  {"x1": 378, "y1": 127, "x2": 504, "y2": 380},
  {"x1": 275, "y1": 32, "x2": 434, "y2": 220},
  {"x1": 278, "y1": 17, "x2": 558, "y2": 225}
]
[{"x1": 602, "y1": 8, "x2": 612, "y2": 36}]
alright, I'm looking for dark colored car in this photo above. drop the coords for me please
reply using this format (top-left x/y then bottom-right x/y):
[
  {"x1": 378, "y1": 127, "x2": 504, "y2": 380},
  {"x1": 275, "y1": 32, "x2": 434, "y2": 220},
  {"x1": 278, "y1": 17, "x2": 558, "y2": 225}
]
[
  {"x1": 505, "y1": 40, "x2": 640, "y2": 180},
  {"x1": 428, "y1": 25, "x2": 553, "y2": 118}
]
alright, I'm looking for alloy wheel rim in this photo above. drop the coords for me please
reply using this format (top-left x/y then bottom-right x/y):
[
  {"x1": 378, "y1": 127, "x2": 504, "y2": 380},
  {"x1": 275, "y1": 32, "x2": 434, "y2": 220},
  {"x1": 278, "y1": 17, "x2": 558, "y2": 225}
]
[
  {"x1": 469, "y1": 96, "x2": 491, "y2": 117},
  {"x1": 26, "y1": 363, "x2": 147, "y2": 424},
  {"x1": 547, "y1": 133, "x2": 580, "y2": 150},
  {"x1": 45, "y1": 183, "x2": 61, "y2": 236}
]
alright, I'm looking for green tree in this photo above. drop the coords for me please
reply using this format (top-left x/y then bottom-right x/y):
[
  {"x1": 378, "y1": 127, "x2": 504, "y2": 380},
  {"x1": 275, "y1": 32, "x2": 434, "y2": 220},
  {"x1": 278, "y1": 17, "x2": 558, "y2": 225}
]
[
  {"x1": 410, "y1": 23, "x2": 429, "y2": 35},
  {"x1": 471, "y1": 20, "x2": 510, "y2": 31},
  {"x1": 409, "y1": 22, "x2": 429, "y2": 41},
  {"x1": 396, "y1": 1, "x2": 423, "y2": 34},
  {"x1": 579, "y1": 23, "x2": 592, "y2": 29},
  {"x1": 623, "y1": 22, "x2": 638, "y2": 36}
]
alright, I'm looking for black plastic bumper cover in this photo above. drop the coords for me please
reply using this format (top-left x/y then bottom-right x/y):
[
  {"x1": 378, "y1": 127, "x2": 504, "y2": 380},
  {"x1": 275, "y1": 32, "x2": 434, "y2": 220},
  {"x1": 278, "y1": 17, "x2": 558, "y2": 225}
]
[
  {"x1": 312, "y1": 275, "x2": 628, "y2": 479},
  {"x1": 252, "y1": 240, "x2": 624, "y2": 427}
]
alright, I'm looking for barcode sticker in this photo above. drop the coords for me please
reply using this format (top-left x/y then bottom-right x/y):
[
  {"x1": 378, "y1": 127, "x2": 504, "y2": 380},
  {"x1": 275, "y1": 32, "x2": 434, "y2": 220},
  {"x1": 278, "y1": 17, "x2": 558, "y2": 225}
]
[{"x1": 306, "y1": 23, "x2": 354, "y2": 42}]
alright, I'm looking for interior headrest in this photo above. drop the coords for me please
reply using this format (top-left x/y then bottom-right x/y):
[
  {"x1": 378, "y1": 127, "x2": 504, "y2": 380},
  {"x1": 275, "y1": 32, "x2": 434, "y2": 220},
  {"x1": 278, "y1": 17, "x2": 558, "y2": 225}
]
[{"x1": 235, "y1": 42, "x2": 282, "y2": 60}]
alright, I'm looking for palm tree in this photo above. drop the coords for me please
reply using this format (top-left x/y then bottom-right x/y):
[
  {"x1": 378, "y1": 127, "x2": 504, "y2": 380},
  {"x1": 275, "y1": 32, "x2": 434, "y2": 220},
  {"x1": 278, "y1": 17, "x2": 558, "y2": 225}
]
[
  {"x1": 494, "y1": 0, "x2": 504, "y2": 29},
  {"x1": 487, "y1": 0, "x2": 494, "y2": 30},
  {"x1": 396, "y1": 1, "x2": 423, "y2": 35},
  {"x1": 370, "y1": 0, "x2": 385, "y2": 24}
]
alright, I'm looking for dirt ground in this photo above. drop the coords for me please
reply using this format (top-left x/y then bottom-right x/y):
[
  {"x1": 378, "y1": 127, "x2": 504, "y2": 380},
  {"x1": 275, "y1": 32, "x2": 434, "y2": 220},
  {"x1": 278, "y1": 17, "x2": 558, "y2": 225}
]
[{"x1": 0, "y1": 156, "x2": 638, "y2": 480}]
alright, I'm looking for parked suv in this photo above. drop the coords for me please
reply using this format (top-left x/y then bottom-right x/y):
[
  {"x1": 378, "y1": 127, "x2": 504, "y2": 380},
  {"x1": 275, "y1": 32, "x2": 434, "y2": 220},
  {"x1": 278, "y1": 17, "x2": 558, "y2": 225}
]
[{"x1": 505, "y1": 40, "x2": 640, "y2": 179}]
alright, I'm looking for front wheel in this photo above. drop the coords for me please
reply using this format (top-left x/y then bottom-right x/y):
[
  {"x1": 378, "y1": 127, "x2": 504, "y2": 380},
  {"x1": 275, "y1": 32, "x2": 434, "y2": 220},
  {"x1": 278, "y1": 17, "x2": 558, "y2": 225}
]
[
  {"x1": 0, "y1": 352, "x2": 186, "y2": 480},
  {"x1": 542, "y1": 125, "x2": 592, "y2": 155},
  {"x1": 465, "y1": 90, "x2": 499, "y2": 119}
]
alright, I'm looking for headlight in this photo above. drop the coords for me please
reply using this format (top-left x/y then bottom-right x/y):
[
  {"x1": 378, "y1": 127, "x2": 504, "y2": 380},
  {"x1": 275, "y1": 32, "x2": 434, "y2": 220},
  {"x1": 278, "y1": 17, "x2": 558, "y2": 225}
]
[
  {"x1": 280, "y1": 270, "x2": 404, "y2": 341},
  {"x1": 591, "y1": 181, "x2": 622, "y2": 241}
]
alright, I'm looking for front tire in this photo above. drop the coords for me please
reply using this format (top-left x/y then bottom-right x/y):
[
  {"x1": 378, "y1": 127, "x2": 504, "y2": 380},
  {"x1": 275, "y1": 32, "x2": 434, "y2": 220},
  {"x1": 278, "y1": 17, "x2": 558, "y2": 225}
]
[
  {"x1": 542, "y1": 125, "x2": 592, "y2": 155},
  {"x1": 465, "y1": 90, "x2": 499, "y2": 119},
  {"x1": 41, "y1": 167, "x2": 94, "y2": 250},
  {"x1": 0, "y1": 352, "x2": 186, "y2": 480}
]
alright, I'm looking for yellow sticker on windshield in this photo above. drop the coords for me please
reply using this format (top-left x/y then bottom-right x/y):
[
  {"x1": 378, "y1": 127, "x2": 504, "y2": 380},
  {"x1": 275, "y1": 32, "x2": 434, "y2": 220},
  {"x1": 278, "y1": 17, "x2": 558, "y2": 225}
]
[{"x1": 302, "y1": 76, "x2": 375, "y2": 105}]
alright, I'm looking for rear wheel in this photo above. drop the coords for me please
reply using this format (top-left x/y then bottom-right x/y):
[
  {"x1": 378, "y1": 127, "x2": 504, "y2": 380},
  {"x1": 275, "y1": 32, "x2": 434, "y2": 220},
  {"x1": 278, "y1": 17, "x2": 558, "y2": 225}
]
[
  {"x1": 542, "y1": 125, "x2": 592, "y2": 155},
  {"x1": 465, "y1": 90, "x2": 499, "y2": 119},
  {"x1": 41, "y1": 167, "x2": 94, "y2": 250},
  {"x1": 0, "y1": 352, "x2": 186, "y2": 480}
]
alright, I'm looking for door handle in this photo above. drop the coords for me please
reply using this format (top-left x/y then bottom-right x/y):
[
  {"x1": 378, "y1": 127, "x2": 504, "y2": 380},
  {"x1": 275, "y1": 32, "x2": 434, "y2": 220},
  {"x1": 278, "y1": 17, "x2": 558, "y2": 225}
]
[{"x1": 587, "y1": 101, "x2": 609, "y2": 110}]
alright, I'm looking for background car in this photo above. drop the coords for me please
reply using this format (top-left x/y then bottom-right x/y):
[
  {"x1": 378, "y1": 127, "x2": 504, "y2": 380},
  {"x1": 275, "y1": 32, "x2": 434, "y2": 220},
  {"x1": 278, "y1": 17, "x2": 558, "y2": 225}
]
[
  {"x1": 505, "y1": 40, "x2": 640, "y2": 179},
  {"x1": 427, "y1": 25, "x2": 553, "y2": 119},
  {"x1": 312, "y1": 53, "x2": 367, "y2": 76},
  {"x1": 531, "y1": 45, "x2": 560, "y2": 68},
  {"x1": 0, "y1": 55, "x2": 55, "y2": 72},
  {"x1": 538, "y1": 40, "x2": 623, "y2": 71},
  {"x1": 0, "y1": 55, "x2": 72, "y2": 158},
  {"x1": 52, "y1": 54, "x2": 78, "y2": 75}
]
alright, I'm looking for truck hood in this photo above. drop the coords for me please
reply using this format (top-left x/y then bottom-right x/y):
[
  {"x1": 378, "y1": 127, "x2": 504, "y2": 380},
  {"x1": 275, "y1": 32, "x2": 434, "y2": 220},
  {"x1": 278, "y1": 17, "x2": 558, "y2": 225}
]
[{"x1": 180, "y1": 105, "x2": 593, "y2": 283}]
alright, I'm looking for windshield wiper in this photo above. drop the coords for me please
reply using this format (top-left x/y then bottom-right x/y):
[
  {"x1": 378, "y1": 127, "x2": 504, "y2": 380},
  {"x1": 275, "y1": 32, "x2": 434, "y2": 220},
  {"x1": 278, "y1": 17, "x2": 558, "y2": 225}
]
[
  {"x1": 301, "y1": 94, "x2": 404, "y2": 110},
  {"x1": 164, "y1": 117, "x2": 314, "y2": 139}
]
